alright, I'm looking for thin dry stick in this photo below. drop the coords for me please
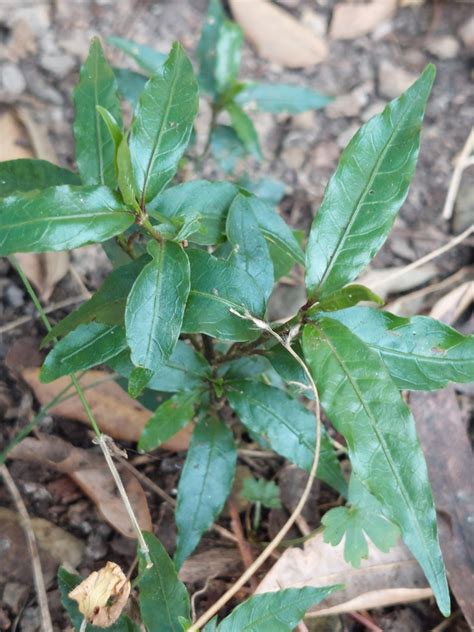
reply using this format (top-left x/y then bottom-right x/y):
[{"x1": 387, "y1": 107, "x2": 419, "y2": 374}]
[
  {"x1": 228, "y1": 498, "x2": 259, "y2": 592},
  {"x1": 1, "y1": 465, "x2": 53, "y2": 632},
  {"x1": 187, "y1": 310, "x2": 323, "y2": 632},
  {"x1": 370, "y1": 224, "x2": 474, "y2": 291},
  {"x1": 0, "y1": 295, "x2": 88, "y2": 335},
  {"x1": 442, "y1": 128, "x2": 474, "y2": 220}
]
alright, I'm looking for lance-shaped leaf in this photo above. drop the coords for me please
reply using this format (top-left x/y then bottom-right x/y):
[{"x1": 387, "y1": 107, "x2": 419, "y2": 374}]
[
  {"x1": 129, "y1": 42, "x2": 199, "y2": 204},
  {"x1": 226, "y1": 101, "x2": 262, "y2": 159},
  {"x1": 0, "y1": 185, "x2": 134, "y2": 256},
  {"x1": 323, "y1": 306, "x2": 474, "y2": 391},
  {"x1": 139, "y1": 391, "x2": 199, "y2": 451},
  {"x1": 197, "y1": 0, "x2": 225, "y2": 96},
  {"x1": 114, "y1": 67, "x2": 148, "y2": 109},
  {"x1": 309, "y1": 285, "x2": 383, "y2": 314},
  {"x1": 175, "y1": 417, "x2": 237, "y2": 568},
  {"x1": 215, "y1": 20, "x2": 243, "y2": 94},
  {"x1": 305, "y1": 64, "x2": 436, "y2": 298},
  {"x1": 236, "y1": 83, "x2": 332, "y2": 114},
  {"x1": 0, "y1": 159, "x2": 80, "y2": 197},
  {"x1": 125, "y1": 241, "x2": 190, "y2": 375},
  {"x1": 210, "y1": 125, "x2": 246, "y2": 173},
  {"x1": 41, "y1": 323, "x2": 127, "y2": 382},
  {"x1": 138, "y1": 532, "x2": 190, "y2": 632},
  {"x1": 302, "y1": 317, "x2": 450, "y2": 615},
  {"x1": 226, "y1": 193, "x2": 274, "y2": 300},
  {"x1": 74, "y1": 37, "x2": 122, "y2": 187},
  {"x1": 226, "y1": 380, "x2": 347, "y2": 496},
  {"x1": 108, "y1": 36, "x2": 166, "y2": 75},
  {"x1": 216, "y1": 586, "x2": 341, "y2": 632},
  {"x1": 182, "y1": 249, "x2": 265, "y2": 341}
]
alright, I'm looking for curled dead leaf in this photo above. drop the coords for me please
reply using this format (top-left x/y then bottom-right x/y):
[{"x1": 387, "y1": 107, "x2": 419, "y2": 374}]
[
  {"x1": 15, "y1": 252, "x2": 70, "y2": 302},
  {"x1": 69, "y1": 561, "x2": 131, "y2": 627}
]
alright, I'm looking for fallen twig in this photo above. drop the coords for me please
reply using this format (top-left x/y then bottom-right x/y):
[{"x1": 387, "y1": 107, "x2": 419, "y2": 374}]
[{"x1": 442, "y1": 128, "x2": 474, "y2": 221}]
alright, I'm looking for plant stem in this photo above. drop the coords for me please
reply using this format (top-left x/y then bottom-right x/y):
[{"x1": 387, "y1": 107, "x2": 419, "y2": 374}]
[{"x1": 141, "y1": 216, "x2": 164, "y2": 243}]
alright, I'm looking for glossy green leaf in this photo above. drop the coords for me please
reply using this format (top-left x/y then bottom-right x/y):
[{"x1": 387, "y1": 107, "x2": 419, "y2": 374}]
[
  {"x1": 0, "y1": 185, "x2": 134, "y2": 255},
  {"x1": 197, "y1": 0, "x2": 225, "y2": 96},
  {"x1": 242, "y1": 477, "x2": 282, "y2": 509},
  {"x1": 129, "y1": 42, "x2": 199, "y2": 204},
  {"x1": 322, "y1": 475, "x2": 400, "y2": 567},
  {"x1": 114, "y1": 67, "x2": 148, "y2": 109},
  {"x1": 139, "y1": 391, "x2": 199, "y2": 451},
  {"x1": 265, "y1": 343, "x2": 312, "y2": 399},
  {"x1": 125, "y1": 241, "x2": 190, "y2": 375},
  {"x1": 226, "y1": 380, "x2": 347, "y2": 495},
  {"x1": 182, "y1": 249, "x2": 265, "y2": 342},
  {"x1": 302, "y1": 318, "x2": 449, "y2": 615},
  {"x1": 215, "y1": 20, "x2": 243, "y2": 94},
  {"x1": 108, "y1": 36, "x2": 166, "y2": 74},
  {"x1": 0, "y1": 159, "x2": 80, "y2": 197},
  {"x1": 309, "y1": 284, "x2": 383, "y2": 313},
  {"x1": 210, "y1": 124, "x2": 246, "y2": 173},
  {"x1": 238, "y1": 176, "x2": 286, "y2": 206},
  {"x1": 236, "y1": 83, "x2": 332, "y2": 113},
  {"x1": 138, "y1": 531, "x2": 190, "y2": 632},
  {"x1": 324, "y1": 306, "x2": 474, "y2": 391},
  {"x1": 175, "y1": 417, "x2": 237, "y2": 568},
  {"x1": 226, "y1": 101, "x2": 262, "y2": 159},
  {"x1": 148, "y1": 179, "x2": 238, "y2": 246},
  {"x1": 96, "y1": 105, "x2": 123, "y2": 153},
  {"x1": 58, "y1": 567, "x2": 139, "y2": 632},
  {"x1": 305, "y1": 65, "x2": 436, "y2": 298},
  {"x1": 226, "y1": 193, "x2": 274, "y2": 299},
  {"x1": 74, "y1": 37, "x2": 122, "y2": 187},
  {"x1": 117, "y1": 135, "x2": 139, "y2": 209},
  {"x1": 43, "y1": 256, "x2": 147, "y2": 344},
  {"x1": 41, "y1": 323, "x2": 126, "y2": 382},
  {"x1": 216, "y1": 586, "x2": 340, "y2": 632}
]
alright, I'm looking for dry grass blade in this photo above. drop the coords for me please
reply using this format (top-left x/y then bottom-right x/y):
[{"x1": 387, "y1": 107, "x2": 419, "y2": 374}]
[{"x1": 442, "y1": 128, "x2": 474, "y2": 221}]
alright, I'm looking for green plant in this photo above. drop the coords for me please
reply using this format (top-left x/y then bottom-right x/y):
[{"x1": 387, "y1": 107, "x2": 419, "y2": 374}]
[{"x1": 1, "y1": 4, "x2": 474, "y2": 629}]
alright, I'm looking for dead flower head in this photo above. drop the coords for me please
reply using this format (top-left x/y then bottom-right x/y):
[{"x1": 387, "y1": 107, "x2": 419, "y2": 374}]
[{"x1": 68, "y1": 561, "x2": 131, "y2": 627}]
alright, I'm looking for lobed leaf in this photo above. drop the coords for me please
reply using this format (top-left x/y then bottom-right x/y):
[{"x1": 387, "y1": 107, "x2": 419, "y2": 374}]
[
  {"x1": 236, "y1": 83, "x2": 332, "y2": 114},
  {"x1": 302, "y1": 317, "x2": 450, "y2": 615},
  {"x1": 138, "y1": 391, "x2": 199, "y2": 451},
  {"x1": 0, "y1": 159, "x2": 80, "y2": 197}
]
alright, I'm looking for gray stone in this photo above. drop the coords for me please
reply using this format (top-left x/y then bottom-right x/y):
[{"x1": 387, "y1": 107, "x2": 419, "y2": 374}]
[
  {"x1": 2, "y1": 582, "x2": 29, "y2": 613},
  {"x1": 426, "y1": 35, "x2": 460, "y2": 60},
  {"x1": 40, "y1": 52, "x2": 76, "y2": 78},
  {"x1": 5, "y1": 285, "x2": 24, "y2": 308},
  {"x1": 378, "y1": 60, "x2": 417, "y2": 99},
  {"x1": 336, "y1": 123, "x2": 360, "y2": 149},
  {"x1": 459, "y1": 16, "x2": 474, "y2": 49},
  {"x1": 326, "y1": 81, "x2": 373, "y2": 118},
  {"x1": 0, "y1": 63, "x2": 26, "y2": 102}
]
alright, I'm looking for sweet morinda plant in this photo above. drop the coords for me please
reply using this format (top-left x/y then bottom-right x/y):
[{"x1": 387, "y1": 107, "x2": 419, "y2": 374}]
[{"x1": 1, "y1": 2, "x2": 474, "y2": 630}]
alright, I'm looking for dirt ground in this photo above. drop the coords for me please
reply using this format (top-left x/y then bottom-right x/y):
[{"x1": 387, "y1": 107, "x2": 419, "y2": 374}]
[{"x1": 0, "y1": 0, "x2": 473, "y2": 630}]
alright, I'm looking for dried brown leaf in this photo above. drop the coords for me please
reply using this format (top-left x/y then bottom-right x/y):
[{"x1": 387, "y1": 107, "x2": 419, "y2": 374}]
[
  {"x1": 0, "y1": 109, "x2": 32, "y2": 161},
  {"x1": 429, "y1": 281, "x2": 474, "y2": 325},
  {"x1": 358, "y1": 263, "x2": 438, "y2": 300},
  {"x1": 330, "y1": 0, "x2": 397, "y2": 40},
  {"x1": 178, "y1": 548, "x2": 243, "y2": 584},
  {"x1": 15, "y1": 252, "x2": 70, "y2": 302}
]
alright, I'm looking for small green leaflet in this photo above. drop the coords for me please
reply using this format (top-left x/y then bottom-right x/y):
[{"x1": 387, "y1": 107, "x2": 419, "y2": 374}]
[
  {"x1": 225, "y1": 101, "x2": 262, "y2": 159},
  {"x1": 129, "y1": 42, "x2": 199, "y2": 204},
  {"x1": 226, "y1": 380, "x2": 347, "y2": 496},
  {"x1": 226, "y1": 193, "x2": 274, "y2": 300},
  {"x1": 236, "y1": 83, "x2": 332, "y2": 114},
  {"x1": 197, "y1": 0, "x2": 225, "y2": 96},
  {"x1": 215, "y1": 20, "x2": 243, "y2": 94},
  {"x1": 74, "y1": 37, "x2": 122, "y2": 188},
  {"x1": 308, "y1": 285, "x2": 384, "y2": 313},
  {"x1": 174, "y1": 417, "x2": 237, "y2": 568},
  {"x1": 0, "y1": 185, "x2": 134, "y2": 256},
  {"x1": 322, "y1": 476, "x2": 400, "y2": 567},
  {"x1": 302, "y1": 318, "x2": 450, "y2": 615},
  {"x1": 242, "y1": 477, "x2": 282, "y2": 509},
  {"x1": 139, "y1": 391, "x2": 199, "y2": 451},
  {"x1": 138, "y1": 532, "x2": 190, "y2": 632},
  {"x1": 114, "y1": 67, "x2": 148, "y2": 109},
  {"x1": 182, "y1": 248, "x2": 266, "y2": 342},
  {"x1": 108, "y1": 36, "x2": 166, "y2": 74},
  {"x1": 305, "y1": 64, "x2": 436, "y2": 298},
  {"x1": 0, "y1": 159, "x2": 80, "y2": 197},
  {"x1": 215, "y1": 586, "x2": 341, "y2": 631},
  {"x1": 117, "y1": 135, "x2": 139, "y2": 209},
  {"x1": 41, "y1": 323, "x2": 127, "y2": 382},
  {"x1": 324, "y1": 306, "x2": 474, "y2": 391},
  {"x1": 125, "y1": 241, "x2": 190, "y2": 376}
]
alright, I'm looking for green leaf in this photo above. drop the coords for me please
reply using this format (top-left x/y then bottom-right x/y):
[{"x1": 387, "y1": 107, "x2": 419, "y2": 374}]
[
  {"x1": 242, "y1": 477, "x2": 282, "y2": 509},
  {"x1": 210, "y1": 125, "x2": 246, "y2": 173},
  {"x1": 139, "y1": 391, "x2": 199, "y2": 451},
  {"x1": 216, "y1": 586, "x2": 341, "y2": 631},
  {"x1": 215, "y1": 20, "x2": 243, "y2": 94},
  {"x1": 309, "y1": 284, "x2": 384, "y2": 313},
  {"x1": 197, "y1": 0, "x2": 225, "y2": 96},
  {"x1": 265, "y1": 343, "x2": 313, "y2": 399},
  {"x1": 305, "y1": 64, "x2": 436, "y2": 298},
  {"x1": 41, "y1": 323, "x2": 127, "y2": 382},
  {"x1": 96, "y1": 105, "x2": 123, "y2": 153},
  {"x1": 125, "y1": 240, "x2": 190, "y2": 375},
  {"x1": 175, "y1": 417, "x2": 237, "y2": 568},
  {"x1": 324, "y1": 306, "x2": 474, "y2": 391},
  {"x1": 58, "y1": 566, "x2": 139, "y2": 632},
  {"x1": 302, "y1": 317, "x2": 450, "y2": 616},
  {"x1": 225, "y1": 101, "x2": 262, "y2": 159},
  {"x1": 148, "y1": 179, "x2": 238, "y2": 246},
  {"x1": 0, "y1": 159, "x2": 80, "y2": 197},
  {"x1": 108, "y1": 36, "x2": 166, "y2": 75},
  {"x1": 238, "y1": 176, "x2": 285, "y2": 206},
  {"x1": 226, "y1": 381, "x2": 347, "y2": 495},
  {"x1": 236, "y1": 83, "x2": 332, "y2": 114},
  {"x1": 138, "y1": 531, "x2": 190, "y2": 632},
  {"x1": 117, "y1": 135, "x2": 139, "y2": 209},
  {"x1": 322, "y1": 475, "x2": 400, "y2": 567},
  {"x1": 182, "y1": 248, "x2": 265, "y2": 342},
  {"x1": 129, "y1": 42, "x2": 199, "y2": 204},
  {"x1": 74, "y1": 37, "x2": 122, "y2": 187},
  {"x1": 114, "y1": 67, "x2": 148, "y2": 109},
  {"x1": 226, "y1": 193, "x2": 274, "y2": 300},
  {"x1": 43, "y1": 256, "x2": 147, "y2": 344},
  {"x1": 0, "y1": 185, "x2": 134, "y2": 256}
]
